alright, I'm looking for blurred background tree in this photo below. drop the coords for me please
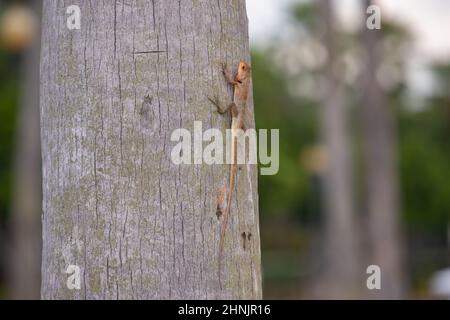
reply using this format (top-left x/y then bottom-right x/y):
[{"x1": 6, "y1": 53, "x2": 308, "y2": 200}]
[
  {"x1": 252, "y1": 0, "x2": 450, "y2": 298},
  {"x1": 0, "y1": 0, "x2": 41, "y2": 299}
]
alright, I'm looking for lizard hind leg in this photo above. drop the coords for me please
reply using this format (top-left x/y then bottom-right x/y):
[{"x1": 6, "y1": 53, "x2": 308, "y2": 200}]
[
  {"x1": 207, "y1": 96, "x2": 234, "y2": 114},
  {"x1": 216, "y1": 186, "x2": 227, "y2": 219}
]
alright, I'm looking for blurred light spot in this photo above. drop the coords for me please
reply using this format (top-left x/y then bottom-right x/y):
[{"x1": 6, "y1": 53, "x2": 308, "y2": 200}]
[
  {"x1": 0, "y1": 5, "x2": 38, "y2": 53},
  {"x1": 430, "y1": 268, "x2": 450, "y2": 298},
  {"x1": 301, "y1": 145, "x2": 329, "y2": 175}
]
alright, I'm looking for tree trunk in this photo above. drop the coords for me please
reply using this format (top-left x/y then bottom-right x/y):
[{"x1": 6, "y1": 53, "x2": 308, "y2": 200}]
[
  {"x1": 8, "y1": 1, "x2": 42, "y2": 300},
  {"x1": 314, "y1": 0, "x2": 361, "y2": 298},
  {"x1": 40, "y1": 0, "x2": 261, "y2": 300},
  {"x1": 361, "y1": 0, "x2": 406, "y2": 299}
]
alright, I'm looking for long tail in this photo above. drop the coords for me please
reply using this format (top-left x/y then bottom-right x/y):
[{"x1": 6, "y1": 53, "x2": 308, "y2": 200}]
[{"x1": 218, "y1": 135, "x2": 237, "y2": 285}]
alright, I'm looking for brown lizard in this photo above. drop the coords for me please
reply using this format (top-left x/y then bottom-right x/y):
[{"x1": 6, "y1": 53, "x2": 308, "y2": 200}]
[{"x1": 208, "y1": 60, "x2": 252, "y2": 285}]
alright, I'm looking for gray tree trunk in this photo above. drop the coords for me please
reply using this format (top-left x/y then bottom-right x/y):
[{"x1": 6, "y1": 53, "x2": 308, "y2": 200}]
[
  {"x1": 361, "y1": 0, "x2": 406, "y2": 299},
  {"x1": 40, "y1": 0, "x2": 261, "y2": 300},
  {"x1": 314, "y1": 0, "x2": 361, "y2": 298},
  {"x1": 8, "y1": 1, "x2": 42, "y2": 300}
]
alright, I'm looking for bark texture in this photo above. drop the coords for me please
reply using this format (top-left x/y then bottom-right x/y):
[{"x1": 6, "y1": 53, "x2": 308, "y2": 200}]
[{"x1": 40, "y1": 0, "x2": 261, "y2": 299}]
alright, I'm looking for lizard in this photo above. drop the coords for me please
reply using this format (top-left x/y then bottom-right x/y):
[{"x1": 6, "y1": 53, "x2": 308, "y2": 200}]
[{"x1": 208, "y1": 60, "x2": 252, "y2": 285}]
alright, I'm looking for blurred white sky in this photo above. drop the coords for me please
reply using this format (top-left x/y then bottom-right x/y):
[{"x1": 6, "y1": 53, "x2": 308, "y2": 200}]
[
  {"x1": 246, "y1": 0, "x2": 450, "y2": 96},
  {"x1": 247, "y1": 0, "x2": 450, "y2": 60},
  {"x1": 246, "y1": 0, "x2": 293, "y2": 45},
  {"x1": 377, "y1": 0, "x2": 450, "y2": 61}
]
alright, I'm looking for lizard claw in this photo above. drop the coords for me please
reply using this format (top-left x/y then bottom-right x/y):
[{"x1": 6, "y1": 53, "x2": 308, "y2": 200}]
[
  {"x1": 221, "y1": 62, "x2": 228, "y2": 74},
  {"x1": 207, "y1": 95, "x2": 221, "y2": 111},
  {"x1": 207, "y1": 95, "x2": 218, "y2": 106}
]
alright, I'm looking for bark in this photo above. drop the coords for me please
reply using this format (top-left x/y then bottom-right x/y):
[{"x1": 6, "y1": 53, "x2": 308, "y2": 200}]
[
  {"x1": 40, "y1": 0, "x2": 261, "y2": 299},
  {"x1": 361, "y1": 0, "x2": 406, "y2": 299},
  {"x1": 314, "y1": 0, "x2": 361, "y2": 298},
  {"x1": 8, "y1": 1, "x2": 42, "y2": 299}
]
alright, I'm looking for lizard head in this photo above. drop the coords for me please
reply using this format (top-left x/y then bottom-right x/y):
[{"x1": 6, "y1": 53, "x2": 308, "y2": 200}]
[{"x1": 235, "y1": 60, "x2": 251, "y2": 82}]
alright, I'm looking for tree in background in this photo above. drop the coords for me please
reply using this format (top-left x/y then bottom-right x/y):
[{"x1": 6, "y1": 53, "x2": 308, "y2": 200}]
[
  {"x1": 0, "y1": 0, "x2": 42, "y2": 299},
  {"x1": 7, "y1": 1, "x2": 42, "y2": 299},
  {"x1": 360, "y1": 0, "x2": 406, "y2": 298},
  {"x1": 314, "y1": 0, "x2": 361, "y2": 298}
]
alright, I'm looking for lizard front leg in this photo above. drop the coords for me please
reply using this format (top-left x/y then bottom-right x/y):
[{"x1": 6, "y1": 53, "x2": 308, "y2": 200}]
[{"x1": 221, "y1": 63, "x2": 239, "y2": 86}]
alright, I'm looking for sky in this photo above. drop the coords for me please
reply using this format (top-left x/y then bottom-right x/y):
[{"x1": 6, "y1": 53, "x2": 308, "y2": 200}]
[
  {"x1": 246, "y1": 0, "x2": 450, "y2": 96},
  {"x1": 246, "y1": 0, "x2": 294, "y2": 45},
  {"x1": 247, "y1": 0, "x2": 450, "y2": 60}
]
